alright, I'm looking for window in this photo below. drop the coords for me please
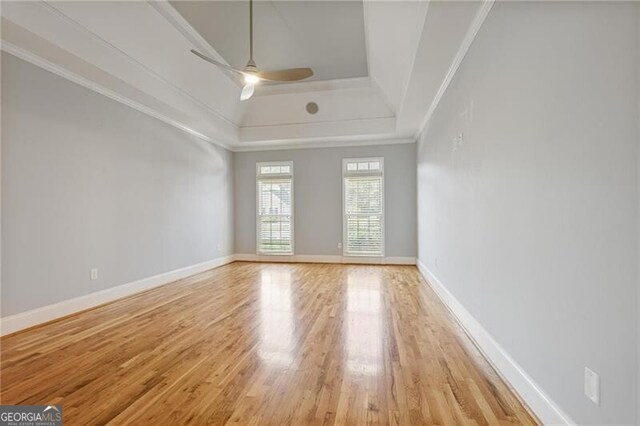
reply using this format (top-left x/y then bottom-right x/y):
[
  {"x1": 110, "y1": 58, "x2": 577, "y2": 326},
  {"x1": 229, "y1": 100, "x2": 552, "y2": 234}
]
[
  {"x1": 257, "y1": 162, "x2": 293, "y2": 255},
  {"x1": 343, "y1": 158, "x2": 384, "y2": 257}
]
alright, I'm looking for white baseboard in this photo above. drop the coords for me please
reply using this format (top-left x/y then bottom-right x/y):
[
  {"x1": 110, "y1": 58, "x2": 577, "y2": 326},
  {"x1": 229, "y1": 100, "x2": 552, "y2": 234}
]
[
  {"x1": 384, "y1": 257, "x2": 416, "y2": 265},
  {"x1": 234, "y1": 253, "x2": 416, "y2": 265},
  {"x1": 0, "y1": 255, "x2": 235, "y2": 336},
  {"x1": 0, "y1": 254, "x2": 414, "y2": 336},
  {"x1": 0, "y1": 253, "x2": 574, "y2": 423},
  {"x1": 416, "y1": 259, "x2": 574, "y2": 426}
]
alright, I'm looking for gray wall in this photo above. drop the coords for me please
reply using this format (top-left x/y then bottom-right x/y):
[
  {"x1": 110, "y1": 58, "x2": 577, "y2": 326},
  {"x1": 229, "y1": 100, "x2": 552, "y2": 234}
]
[
  {"x1": 417, "y1": 2, "x2": 638, "y2": 424},
  {"x1": 1, "y1": 53, "x2": 234, "y2": 317},
  {"x1": 234, "y1": 144, "x2": 416, "y2": 257}
]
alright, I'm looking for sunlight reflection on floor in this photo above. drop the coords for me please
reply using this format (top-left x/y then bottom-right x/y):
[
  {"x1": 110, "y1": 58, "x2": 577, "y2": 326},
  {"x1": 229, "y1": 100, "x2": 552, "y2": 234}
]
[
  {"x1": 259, "y1": 268, "x2": 294, "y2": 368},
  {"x1": 346, "y1": 268, "x2": 383, "y2": 376}
]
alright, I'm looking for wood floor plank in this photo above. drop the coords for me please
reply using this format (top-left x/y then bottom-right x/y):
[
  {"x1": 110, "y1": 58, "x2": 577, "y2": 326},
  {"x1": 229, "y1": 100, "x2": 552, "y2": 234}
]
[{"x1": 0, "y1": 262, "x2": 538, "y2": 425}]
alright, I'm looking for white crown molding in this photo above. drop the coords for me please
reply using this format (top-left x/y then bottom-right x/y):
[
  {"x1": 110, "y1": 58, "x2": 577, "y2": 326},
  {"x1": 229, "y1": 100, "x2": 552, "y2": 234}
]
[
  {"x1": 1, "y1": 41, "x2": 234, "y2": 152},
  {"x1": 4, "y1": 0, "x2": 490, "y2": 150},
  {"x1": 4, "y1": 37, "x2": 403, "y2": 154},
  {"x1": 0, "y1": 255, "x2": 236, "y2": 336},
  {"x1": 415, "y1": 0, "x2": 495, "y2": 139},
  {"x1": 234, "y1": 136, "x2": 415, "y2": 152},
  {"x1": 3, "y1": 38, "x2": 413, "y2": 154},
  {"x1": 40, "y1": 0, "x2": 240, "y2": 128},
  {"x1": 1, "y1": 17, "x2": 410, "y2": 151},
  {"x1": 240, "y1": 116, "x2": 396, "y2": 143},
  {"x1": 241, "y1": 114, "x2": 395, "y2": 130},
  {"x1": 416, "y1": 259, "x2": 575, "y2": 426},
  {"x1": 255, "y1": 77, "x2": 372, "y2": 97}
]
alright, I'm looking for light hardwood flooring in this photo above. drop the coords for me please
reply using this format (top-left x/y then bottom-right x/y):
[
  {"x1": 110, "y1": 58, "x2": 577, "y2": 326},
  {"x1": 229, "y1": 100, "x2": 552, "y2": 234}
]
[{"x1": 0, "y1": 262, "x2": 538, "y2": 425}]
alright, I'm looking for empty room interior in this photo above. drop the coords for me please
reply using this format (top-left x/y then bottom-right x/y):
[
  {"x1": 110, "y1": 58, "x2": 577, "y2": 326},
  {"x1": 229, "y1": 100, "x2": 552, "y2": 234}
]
[{"x1": 1, "y1": 0, "x2": 639, "y2": 425}]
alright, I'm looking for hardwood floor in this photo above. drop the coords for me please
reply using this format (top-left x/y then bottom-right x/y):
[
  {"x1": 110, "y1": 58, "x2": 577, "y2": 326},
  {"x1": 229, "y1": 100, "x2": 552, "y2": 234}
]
[{"x1": 1, "y1": 262, "x2": 537, "y2": 425}]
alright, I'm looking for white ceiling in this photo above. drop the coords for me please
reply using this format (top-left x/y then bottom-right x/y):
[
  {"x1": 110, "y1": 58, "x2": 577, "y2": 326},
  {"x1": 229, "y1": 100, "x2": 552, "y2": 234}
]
[
  {"x1": 170, "y1": 0, "x2": 368, "y2": 82},
  {"x1": 0, "y1": 0, "x2": 491, "y2": 151}
]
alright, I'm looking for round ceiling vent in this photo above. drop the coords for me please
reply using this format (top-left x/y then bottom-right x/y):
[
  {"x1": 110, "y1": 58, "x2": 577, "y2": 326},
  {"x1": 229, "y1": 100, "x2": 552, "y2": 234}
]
[{"x1": 305, "y1": 102, "x2": 319, "y2": 115}]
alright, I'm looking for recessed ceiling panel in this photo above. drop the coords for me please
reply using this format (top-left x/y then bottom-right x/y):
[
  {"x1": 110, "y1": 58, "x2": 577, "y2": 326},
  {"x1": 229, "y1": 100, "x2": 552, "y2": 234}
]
[{"x1": 170, "y1": 0, "x2": 368, "y2": 82}]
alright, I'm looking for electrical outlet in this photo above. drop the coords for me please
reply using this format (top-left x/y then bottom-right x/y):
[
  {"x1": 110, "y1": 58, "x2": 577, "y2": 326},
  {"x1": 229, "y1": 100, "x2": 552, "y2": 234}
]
[
  {"x1": 337, "y1": 242, "x2": 342, "y2": 249},
  {"x1": 90, "y1": 268, "x2": 98, "y2": 281},
  {"x1": 584, "y1": 367, "x2": 600, "y2": 405},
  {"x1": 435, "y1": 258, "x2": 439, "y2": 268}
]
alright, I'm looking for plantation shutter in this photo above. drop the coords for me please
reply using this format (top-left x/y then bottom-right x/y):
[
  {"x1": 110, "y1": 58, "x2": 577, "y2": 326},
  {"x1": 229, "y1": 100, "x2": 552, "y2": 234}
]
[
  {"x1": 343, "y1": 159, "x2": 384, "y2": 256},
  {"x1": 257, "y1": 163, "x2": 293, "y2": 254}
]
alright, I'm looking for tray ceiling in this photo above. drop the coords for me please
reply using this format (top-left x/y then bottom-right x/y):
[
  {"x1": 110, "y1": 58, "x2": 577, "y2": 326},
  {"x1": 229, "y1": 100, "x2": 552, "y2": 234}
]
[
  {"x1": 1, "y1": 0, "x2": 490, "y2": 150},
  {"x1": 170, "y1": 0, "x2": 368, "y2": 82}
]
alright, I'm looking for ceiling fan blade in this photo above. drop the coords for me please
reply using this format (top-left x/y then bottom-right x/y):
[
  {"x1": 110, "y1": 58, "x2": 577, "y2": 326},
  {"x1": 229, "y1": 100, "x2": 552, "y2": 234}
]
[
  {"x1": 240, "y1": 83, "x2": 255, "y2": 101},
  {"x1": 257, "y1": 68, "x2": 314, "y2": 82},
  {"x1": 191, "y1": 49, "x2": 246, "y2": 76}
]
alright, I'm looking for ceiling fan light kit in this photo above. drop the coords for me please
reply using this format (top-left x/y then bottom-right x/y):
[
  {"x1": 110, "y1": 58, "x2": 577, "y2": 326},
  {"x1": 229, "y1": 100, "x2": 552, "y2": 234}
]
[
  {"x1": 244, "y1": 74, "x2": 260, "y2": 85},
  {"x1": 191, "y1": 0, "x2": 313, "y2": 101}
]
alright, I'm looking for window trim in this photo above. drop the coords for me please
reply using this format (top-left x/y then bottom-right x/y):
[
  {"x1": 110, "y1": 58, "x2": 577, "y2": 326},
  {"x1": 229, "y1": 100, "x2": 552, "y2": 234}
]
[
  {"x1": 342, "y1": 157, "x2": 385, "y2": 257},
  {"x1": 256, "y1": 161, "x2": 294, "y2": 256}
]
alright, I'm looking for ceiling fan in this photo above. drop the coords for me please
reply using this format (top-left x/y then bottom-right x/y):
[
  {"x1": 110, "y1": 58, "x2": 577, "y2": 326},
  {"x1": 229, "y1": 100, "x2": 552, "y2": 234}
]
[{"x1": 191, "y1": 0, "x2": 314, "y2": 101}]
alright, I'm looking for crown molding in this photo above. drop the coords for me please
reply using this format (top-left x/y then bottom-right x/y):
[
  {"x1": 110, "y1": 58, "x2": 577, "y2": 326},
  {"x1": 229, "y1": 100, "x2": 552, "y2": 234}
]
[
  {"x1": 240, "y1": 114, "x2": 395, "y2": 130},
  {"x1": 2, "y1": 39, "x2": 414, "y2": 154},
  {"x1": 240, "y1": 116, "x2": 396, "y2": 143},
  {"x1": 39, "y1": 0, "x2": 240, "y2": 128},
  {"x1": 4, "y1": 0, "x2": 463, "y2": 152},
  {"x1": 1, "y1": 41, "x2": 234, "y2": 152},
  {"x1": 254, "y1": 76, "x2": 371, "y2": 97},
  {"x1": 233, "y1": 136, "x2": 415, "y2": 152},
  {"x1": 415, "y1": 0, "x2": 494, "y2": 139}
]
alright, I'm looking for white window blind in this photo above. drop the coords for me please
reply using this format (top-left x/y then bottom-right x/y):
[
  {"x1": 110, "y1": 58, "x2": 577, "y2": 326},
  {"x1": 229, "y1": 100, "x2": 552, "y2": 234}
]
[
  {"x1": 257, "y1": 162, "x2": 293, "y2": 255},
  {"x1": 343, "y1": 158, "x2": 384, "y2": 257}
]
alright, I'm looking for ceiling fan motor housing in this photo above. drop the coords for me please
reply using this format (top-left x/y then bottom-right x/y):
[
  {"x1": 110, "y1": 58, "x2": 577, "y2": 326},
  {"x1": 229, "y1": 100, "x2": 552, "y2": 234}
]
[{"x1": 245, "y1": 59, "x2": 257, "y2": 72}]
